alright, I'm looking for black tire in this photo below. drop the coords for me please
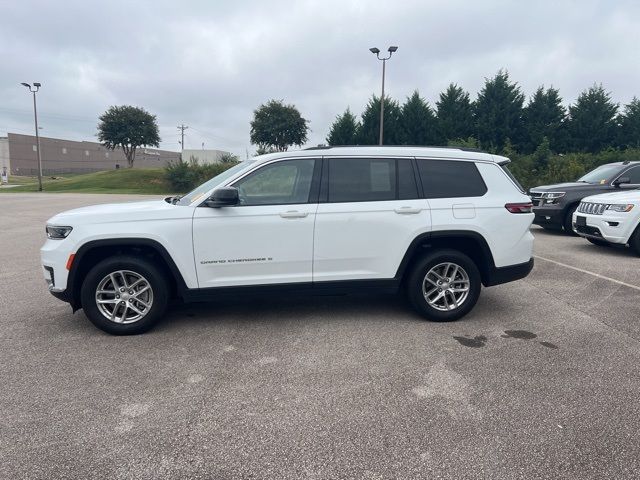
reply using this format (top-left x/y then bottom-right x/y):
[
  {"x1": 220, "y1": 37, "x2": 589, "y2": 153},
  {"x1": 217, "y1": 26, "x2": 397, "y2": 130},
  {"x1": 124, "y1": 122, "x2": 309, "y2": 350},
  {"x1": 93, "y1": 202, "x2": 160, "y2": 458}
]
[
  {"x1": 630, "y1": 225, "x2": 640, "y2": 256},
  {"x1": 81, "y1": 255, "x2": 169, "y2": 335},
  {"x1": 406, "y1": 249, "x2": 482, "y2": 322},
  {"x1": 563, "y1": 205, "x2": 579, "y2": 236},
  {"x1": 586, "y1": 237, "x2": 609, "y2": 247}
]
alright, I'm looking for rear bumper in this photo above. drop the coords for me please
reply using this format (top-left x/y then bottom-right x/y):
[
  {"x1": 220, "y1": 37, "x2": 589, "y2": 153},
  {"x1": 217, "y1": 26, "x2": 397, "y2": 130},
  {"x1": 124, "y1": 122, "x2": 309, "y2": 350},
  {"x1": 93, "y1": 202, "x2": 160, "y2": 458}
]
[{"x1": 484, "y1": 258, "x2": 534, "y2": 287}]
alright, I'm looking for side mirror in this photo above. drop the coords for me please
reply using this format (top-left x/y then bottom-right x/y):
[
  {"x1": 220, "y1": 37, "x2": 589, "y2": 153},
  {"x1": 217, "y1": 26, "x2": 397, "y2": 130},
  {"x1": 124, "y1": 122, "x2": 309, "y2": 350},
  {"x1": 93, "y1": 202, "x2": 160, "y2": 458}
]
[
  {"x1": 613, "y1": 177, "x2": 630, "y2": 188},
  {"x1": 205, "y1": 187, "x2": 239, "y2": 207}
]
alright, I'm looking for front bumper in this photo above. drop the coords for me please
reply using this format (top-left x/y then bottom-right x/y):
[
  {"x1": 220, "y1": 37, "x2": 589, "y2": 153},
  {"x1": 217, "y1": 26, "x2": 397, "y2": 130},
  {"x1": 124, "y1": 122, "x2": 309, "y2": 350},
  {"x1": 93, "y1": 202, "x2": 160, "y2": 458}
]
[
  {"x1": 572, "y1": 211, "x2": 633, "y2": 245},
  {"x1": 532, "y1": 204, "x2": 564, "y2": 227},
  {"x1": 41, "y1": 238, "x2": 74, "y2": 299}
]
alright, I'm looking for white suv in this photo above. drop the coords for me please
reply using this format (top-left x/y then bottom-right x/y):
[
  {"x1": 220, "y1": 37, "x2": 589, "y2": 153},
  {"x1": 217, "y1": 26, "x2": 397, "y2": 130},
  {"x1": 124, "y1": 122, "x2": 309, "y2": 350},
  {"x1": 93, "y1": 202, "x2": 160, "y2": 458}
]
[
  {"x1": 41, "y1": 146, "x2": 535, "y2": 334},
  {"x1": 572, "y1": 190, "x2": 640, "y2": 253}
]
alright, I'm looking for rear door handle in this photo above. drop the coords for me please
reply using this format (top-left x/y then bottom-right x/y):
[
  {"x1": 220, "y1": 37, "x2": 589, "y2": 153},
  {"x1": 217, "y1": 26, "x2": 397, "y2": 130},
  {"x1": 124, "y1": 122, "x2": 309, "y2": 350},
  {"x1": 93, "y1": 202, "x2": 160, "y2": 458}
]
[
  {"x1": 394, "y1": 207, "x2": 422, "y2": 215},
  {"x1": 279, "y1": 210, "x2": 309, "y2": 219}
]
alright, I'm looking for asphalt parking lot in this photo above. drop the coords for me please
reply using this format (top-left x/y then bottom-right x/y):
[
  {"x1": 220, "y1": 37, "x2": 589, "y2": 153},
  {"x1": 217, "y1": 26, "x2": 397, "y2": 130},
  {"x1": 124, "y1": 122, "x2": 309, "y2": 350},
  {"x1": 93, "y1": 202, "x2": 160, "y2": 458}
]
[{"x1": 2, "y1": 193, "x2": 640, "y2": 479}]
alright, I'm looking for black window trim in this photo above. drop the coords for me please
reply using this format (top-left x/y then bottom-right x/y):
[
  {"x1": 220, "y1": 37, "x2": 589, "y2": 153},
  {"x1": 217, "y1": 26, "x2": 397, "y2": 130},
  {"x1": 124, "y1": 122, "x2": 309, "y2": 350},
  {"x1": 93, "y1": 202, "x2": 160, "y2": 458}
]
[
  {"x1": 320, "y1": 156, "x2": 420, "y2": 204},
  {"x1": 228, "y1": 157, "x2": 322, "y2": 207}
]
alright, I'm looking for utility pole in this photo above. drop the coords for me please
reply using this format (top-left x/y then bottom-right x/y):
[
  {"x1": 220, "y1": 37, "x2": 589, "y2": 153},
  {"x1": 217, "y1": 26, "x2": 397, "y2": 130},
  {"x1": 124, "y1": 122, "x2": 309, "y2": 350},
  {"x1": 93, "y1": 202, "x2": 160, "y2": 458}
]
[
  {"x1": 177, "y1": 124, "x2": 188, "y2": 158},
  {"x1": 369, "y1": 46, "x2": 398, "y2": 146},
  {"x1": 21, "y1": 82, "x2": 43, "y2": 191}
]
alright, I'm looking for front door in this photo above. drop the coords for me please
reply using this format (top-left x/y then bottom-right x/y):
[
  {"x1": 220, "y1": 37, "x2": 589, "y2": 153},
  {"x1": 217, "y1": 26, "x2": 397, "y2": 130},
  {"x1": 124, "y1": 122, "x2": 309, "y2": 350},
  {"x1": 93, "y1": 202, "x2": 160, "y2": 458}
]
[{"x1": 193, "y1": 158, "x2": 319, "y2": 288}]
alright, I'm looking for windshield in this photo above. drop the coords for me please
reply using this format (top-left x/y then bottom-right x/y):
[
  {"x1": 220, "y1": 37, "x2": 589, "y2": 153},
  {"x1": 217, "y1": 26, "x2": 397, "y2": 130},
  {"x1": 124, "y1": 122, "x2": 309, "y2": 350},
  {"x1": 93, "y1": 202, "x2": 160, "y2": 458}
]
[
  {"x1": 577, "y1": 165, "x2": 622, "y2": 184},
  {"x1": 177, "y1": 161, "x2": 256, "y2": 205}
]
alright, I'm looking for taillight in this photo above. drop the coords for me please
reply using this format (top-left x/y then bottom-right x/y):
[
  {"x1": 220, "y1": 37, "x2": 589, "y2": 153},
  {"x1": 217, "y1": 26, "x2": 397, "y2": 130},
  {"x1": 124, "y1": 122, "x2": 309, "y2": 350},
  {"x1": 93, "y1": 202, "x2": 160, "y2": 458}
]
[{"x1": 505, "y1": 202, "x2": 533, "y2": 214}]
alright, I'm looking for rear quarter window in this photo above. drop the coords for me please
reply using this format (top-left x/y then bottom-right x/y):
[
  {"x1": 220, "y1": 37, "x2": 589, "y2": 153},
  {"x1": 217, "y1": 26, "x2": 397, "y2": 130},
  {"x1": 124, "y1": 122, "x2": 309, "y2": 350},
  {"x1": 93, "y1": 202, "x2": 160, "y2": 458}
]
[{"x1": 416, "y1": 159, "x2": 487, "y2": 198}]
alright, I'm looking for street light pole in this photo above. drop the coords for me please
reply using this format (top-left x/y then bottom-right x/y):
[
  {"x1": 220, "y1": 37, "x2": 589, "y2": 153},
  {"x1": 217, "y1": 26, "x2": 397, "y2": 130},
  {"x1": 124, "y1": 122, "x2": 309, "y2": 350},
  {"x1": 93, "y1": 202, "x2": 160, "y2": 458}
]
[
  {"x1": 21, "y1": 82, "x2": 43, "y2": 191},
  {"x1": 369, "y1": 46, "x2": 398, "y2": 146}
]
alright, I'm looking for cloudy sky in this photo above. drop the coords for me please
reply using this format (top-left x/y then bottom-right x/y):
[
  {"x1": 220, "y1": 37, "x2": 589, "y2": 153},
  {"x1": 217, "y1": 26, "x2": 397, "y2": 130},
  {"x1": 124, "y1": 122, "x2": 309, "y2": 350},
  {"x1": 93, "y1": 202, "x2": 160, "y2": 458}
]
[{"x1": 1, "y1": 0, "x2": 639, "y2": 157}]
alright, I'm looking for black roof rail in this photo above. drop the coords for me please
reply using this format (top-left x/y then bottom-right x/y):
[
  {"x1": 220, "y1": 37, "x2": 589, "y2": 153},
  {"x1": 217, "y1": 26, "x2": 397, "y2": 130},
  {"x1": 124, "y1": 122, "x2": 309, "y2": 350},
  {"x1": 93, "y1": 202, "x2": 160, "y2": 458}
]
[{"x1": 303, "y1": 145, "x2": 490, "y2": 154}]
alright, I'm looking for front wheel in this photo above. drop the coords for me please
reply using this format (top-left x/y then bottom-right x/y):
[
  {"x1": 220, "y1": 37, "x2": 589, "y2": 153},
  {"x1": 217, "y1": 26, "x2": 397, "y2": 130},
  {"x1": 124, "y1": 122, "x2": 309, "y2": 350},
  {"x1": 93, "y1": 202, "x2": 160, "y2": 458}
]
[
  {"x1": 81, "y1": 255, "x2": 169, "y2": 335},
  {"x1": 563, "y1": 205, "x2": 579, "y2": 236},
  {"x1": 586, "y1": 237, "x2": 610, "y2": 247},
  {"x1": 629, "y1": 225, "x2": 640, "y2": 256},
  {"x1": 406, "y1": 250, "x2": 482, "y2": 322}
]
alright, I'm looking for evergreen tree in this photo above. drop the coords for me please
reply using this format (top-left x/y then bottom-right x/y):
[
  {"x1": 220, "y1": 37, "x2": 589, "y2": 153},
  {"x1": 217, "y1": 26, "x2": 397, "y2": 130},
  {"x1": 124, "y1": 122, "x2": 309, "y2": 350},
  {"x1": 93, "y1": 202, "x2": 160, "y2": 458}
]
[
  {"x1": 326, "y1": 108, "x2": 360, "y2": 145},
  {"x1": 619, "y1": 97, "x2": 640, "y2": 148},
  {"x1": 358, "y1": 95, "x2": 403, "y2": 145},
  {"x1": 474, "y1": 70, "x2": 525, "y2": 152},
  {"x1": 567, "y1": 84, "x2": 618, "y2": 153},
  {"x1": 522, "y1": 86, "x2": 566, "y2": 153},
  {"x1": 400, "y1": 90, "x2": 439, "y2": 145},
  {"x1": 436, "y1": 83, "x2": 474, "y2": 142}
]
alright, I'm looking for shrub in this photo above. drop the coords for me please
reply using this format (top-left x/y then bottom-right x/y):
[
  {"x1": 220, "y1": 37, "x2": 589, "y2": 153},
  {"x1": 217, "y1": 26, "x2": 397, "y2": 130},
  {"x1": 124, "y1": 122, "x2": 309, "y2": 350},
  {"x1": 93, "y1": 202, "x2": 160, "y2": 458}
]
[{"x1": 165, "y1": 156, "x2": 238, "y2": 192}]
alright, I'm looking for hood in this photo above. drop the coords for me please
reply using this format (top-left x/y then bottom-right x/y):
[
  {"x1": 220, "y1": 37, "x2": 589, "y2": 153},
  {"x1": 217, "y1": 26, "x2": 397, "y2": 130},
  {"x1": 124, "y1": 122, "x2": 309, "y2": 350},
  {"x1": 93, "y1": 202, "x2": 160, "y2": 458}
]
[
  {"x1": 529, "y1": 182, "x2": 596, "y2": 192},
  {"x1": 46, "y1": 199, "x2": 191, "y2": 225},
  {"x1": 582, "y1": 190, "x2": 640, "y2": 204}
]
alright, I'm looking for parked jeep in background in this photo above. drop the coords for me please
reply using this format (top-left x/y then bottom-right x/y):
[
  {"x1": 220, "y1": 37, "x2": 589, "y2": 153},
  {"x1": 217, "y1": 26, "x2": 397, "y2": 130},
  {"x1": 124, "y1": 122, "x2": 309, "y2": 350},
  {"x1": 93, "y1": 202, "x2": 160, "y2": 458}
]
[{"x1": 529, "y1": 161, "x2": 640, "y2": 234}]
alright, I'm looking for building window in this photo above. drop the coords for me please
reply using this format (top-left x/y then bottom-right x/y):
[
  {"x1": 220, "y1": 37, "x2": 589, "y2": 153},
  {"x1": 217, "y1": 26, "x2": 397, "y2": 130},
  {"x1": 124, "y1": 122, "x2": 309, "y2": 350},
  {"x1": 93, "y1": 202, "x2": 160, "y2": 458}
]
[
  {"x1": 33, "y1": 145, "x2": 37, "y2": 152},
  {"x1": 105, "y1": 152, "x2": 109, "y2": 158},
  {"x1": 62, "y1": 148, "x2": 67, "y2": 154},
  {"x1": 85, "y1": 150, "x2": 90, "y2": 156}
]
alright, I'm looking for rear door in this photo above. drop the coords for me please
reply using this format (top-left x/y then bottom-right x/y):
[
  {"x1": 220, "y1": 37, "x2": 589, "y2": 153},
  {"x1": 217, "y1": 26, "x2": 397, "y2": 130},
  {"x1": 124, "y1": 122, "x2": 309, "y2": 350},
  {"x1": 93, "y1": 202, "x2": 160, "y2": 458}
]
[{"x1": 313, "y1": 157, "x2": 431, "y2": 282}]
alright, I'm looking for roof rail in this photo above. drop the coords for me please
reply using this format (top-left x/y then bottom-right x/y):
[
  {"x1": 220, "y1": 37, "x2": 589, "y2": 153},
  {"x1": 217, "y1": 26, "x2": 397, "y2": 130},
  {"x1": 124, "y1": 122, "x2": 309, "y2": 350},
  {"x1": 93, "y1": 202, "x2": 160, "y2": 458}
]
[{"x1": 303, "y1": 145, "x2": 489, "y2": 154}]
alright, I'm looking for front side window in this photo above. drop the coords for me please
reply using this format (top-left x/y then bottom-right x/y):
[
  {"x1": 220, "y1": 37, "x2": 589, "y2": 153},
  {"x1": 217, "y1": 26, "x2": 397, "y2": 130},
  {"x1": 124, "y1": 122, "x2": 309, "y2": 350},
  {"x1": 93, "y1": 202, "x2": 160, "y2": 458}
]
[
  {"x1": 621, "y1": 166, "x2": 640, "y2": 184},
  {"x1": 233, "y1": 159, "x2": 315, "y2": 206},
  {"x1": 328, "y1": 158, "x2": 397, "y2": 202},
  {"x1": 417, "y1": 159, "x2": 487, "y2": 198}
]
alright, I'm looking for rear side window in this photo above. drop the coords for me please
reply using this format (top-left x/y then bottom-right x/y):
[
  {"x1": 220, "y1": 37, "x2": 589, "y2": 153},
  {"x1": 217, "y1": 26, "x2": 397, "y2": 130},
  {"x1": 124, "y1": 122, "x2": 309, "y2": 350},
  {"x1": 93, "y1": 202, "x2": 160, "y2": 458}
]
[
  {"x1": 500, "y1": 164, "x2": 525, "y2": 193},
  {"x1": 417, "y1": 159, "x2": 487, "y2": 198},
  {"x1": 328, "y1": 158, "x2": 397, "y2": 202}
]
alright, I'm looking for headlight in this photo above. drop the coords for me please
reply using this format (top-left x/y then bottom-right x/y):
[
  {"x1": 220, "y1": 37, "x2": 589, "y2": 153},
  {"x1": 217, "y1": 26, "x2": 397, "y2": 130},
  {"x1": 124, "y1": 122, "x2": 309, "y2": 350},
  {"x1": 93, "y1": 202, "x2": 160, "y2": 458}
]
[
  {"x1": 46, "y1": 225, "x2": 73, "y2": 239},
  {"x1": 542, "y1": 192, "x2": 565, "y2": 204},
  {"x1": 544, "y1": 192, "x2": 566, "y2": 199},
  {"x1": 606, "y1": 204, "x2": 634, "y2": 213}
]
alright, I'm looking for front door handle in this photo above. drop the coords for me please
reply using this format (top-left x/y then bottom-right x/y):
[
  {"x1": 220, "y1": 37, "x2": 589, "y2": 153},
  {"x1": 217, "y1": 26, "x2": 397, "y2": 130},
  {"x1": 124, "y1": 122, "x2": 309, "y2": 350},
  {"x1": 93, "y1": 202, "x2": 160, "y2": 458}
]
[
  {"x1": 394, "y1": 206, "x2": 422, "y2": 215},
  {"x1": 279, "y1": 210, "x2": 309, "y2": 219}
]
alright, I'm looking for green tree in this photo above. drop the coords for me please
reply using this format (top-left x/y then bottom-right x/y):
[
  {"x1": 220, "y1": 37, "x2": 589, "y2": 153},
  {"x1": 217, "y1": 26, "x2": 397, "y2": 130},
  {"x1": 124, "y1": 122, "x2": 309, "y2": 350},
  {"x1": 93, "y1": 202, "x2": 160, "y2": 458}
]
[
  {"x1": 358, "y1": 95, "x2": 403, "y2": 145},
  {"x1": 400, "y1": 90, "x2": 439, "y2": 145},
  {"x1": 474, "y1": 70, "x2": 525, "y2": 152},
  {"x1": 567, "y1": 84, "x2": 618, "y2": 152},
  {"x1": 250, "y1": 99, "x2": 309, "y2": 151},
  {"x1": 522, "y1": 86, "x2": 566, "y2": 153},
  {"x1": 436, "y1": 83, "x2": 474, "y2": 142},
  {"x1": 619, "y1": 97, "x2": 640, "y2": 148},
  {"x1": 97, "y1": 105, "x2": 160, "y2": 168},
  {"x1": 326, "y1": 108, "x2": 360, "y2": 145}
]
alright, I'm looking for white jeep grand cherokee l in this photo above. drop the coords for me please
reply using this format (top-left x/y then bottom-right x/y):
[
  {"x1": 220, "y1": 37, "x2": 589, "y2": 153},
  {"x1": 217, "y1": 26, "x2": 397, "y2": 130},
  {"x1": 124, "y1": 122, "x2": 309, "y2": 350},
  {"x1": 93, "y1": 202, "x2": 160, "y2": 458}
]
[
  {"x1": 41, "y1": 146, "x2": 534, "y2": 335},
  {"x1": 572, "y1": 190, "x2": 640, "y2": 253}
]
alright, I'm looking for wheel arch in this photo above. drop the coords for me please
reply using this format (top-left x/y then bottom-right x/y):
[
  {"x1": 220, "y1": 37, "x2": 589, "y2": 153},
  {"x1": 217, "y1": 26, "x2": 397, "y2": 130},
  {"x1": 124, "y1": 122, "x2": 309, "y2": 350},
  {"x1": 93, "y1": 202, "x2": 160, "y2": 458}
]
[
  {"x1": 67, "y1": 238, "x2": 188, "y2": 311},
  {"x1": 395, "y1": 230, "x2": 497, "y2": 286}
]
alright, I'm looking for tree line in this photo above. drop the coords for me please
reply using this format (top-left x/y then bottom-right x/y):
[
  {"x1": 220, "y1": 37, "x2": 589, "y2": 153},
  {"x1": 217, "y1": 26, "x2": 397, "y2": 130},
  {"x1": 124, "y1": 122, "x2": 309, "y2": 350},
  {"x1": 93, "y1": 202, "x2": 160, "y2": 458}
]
[{"x1": 326, "y1": 70, "x2": 640, "y2": 155}]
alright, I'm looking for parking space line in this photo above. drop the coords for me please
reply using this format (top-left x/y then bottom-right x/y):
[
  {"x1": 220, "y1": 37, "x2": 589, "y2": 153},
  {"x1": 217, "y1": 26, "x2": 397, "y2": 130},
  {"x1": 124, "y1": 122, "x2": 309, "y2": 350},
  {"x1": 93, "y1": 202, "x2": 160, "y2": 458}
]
[{"x1": 534, "y1": 255, "x2": 640, "y2": 291}]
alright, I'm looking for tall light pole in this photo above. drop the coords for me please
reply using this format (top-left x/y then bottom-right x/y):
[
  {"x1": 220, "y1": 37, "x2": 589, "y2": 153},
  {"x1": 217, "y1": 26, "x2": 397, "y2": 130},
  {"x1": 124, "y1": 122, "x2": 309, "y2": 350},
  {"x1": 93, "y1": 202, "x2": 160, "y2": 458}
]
[
  {"x1": 369, "y1": 46, "x2": 398, "y2": 146},
  {"x1": 21, "y1": 82, "x2": 43, "y2": 191}
]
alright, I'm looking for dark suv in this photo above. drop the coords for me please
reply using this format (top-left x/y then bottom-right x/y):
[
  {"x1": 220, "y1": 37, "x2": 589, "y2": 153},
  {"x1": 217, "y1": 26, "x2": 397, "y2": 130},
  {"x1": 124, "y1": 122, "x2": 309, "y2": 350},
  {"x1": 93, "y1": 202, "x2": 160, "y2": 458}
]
[{"x1": 530, "y1": 161, "x2": 640, "y2": 233}]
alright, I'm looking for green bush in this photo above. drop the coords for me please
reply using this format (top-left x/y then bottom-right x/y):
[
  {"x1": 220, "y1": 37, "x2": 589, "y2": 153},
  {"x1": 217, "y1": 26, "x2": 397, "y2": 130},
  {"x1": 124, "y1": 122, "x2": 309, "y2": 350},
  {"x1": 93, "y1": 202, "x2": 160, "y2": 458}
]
[{"x1": 165, "y1": 156, "x2": 238, "y2": 192}]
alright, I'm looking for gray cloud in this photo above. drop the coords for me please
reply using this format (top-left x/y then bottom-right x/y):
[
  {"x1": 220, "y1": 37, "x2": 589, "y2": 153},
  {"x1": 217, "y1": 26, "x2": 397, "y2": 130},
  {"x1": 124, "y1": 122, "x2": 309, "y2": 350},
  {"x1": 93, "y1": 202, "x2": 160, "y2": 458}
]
[{"x1": 2, "y1": 0, "x2": 639, "y2": 156}]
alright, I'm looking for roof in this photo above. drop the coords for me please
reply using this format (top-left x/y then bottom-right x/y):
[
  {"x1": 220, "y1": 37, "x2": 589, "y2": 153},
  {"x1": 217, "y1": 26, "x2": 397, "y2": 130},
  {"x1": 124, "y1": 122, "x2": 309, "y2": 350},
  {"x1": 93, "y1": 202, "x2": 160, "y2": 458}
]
[{"x1": 251, "y1": 146, "x2": 509, "y2": 165}]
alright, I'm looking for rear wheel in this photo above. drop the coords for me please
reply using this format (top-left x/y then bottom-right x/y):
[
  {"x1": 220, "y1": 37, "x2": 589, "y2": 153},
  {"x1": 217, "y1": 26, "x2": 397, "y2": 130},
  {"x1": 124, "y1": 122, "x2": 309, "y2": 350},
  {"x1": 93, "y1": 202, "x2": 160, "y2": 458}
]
[
  {"x1": 81, "y1": 255, "x2": 169, "y2": 335},
  {"x1": 406, "y1": 249, "x2": 481, "y2": 322},
  {"x1": 586, "y1": 237, "x2": 609, "y2": 247},
  {"x1": 563, "y1": 205, "x2": 579, "y2": 236}
]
